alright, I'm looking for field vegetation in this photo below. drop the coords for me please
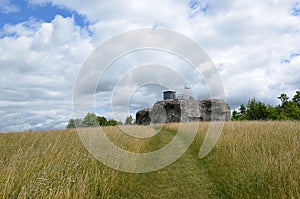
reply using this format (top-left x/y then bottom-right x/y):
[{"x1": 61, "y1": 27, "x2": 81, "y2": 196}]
[{"x1": 0, "y1": 121, "x2": 299, "y2": 198}]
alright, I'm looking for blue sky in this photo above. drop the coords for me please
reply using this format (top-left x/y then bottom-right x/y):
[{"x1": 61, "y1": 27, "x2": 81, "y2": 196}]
[
  {"x1": 0, "y1": 1, "x2": 87, "y2": 29},
  {"x1": 0, "y1": 0, "x2": 300, "y2": 132}
]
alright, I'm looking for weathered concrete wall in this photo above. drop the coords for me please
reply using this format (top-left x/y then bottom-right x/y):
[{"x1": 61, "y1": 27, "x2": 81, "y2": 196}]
[
  {"x1": 135, "y1": 107, "x2": 152, "y2": 125},
  {"x1": 150, "y1": 99, "x2": 181, "y2": 123},
  {"x1": 136, "y1": 98, "x2": 231, "y2": 125}
]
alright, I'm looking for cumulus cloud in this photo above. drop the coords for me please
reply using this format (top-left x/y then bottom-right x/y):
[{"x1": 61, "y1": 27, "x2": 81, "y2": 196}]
[
  {"x1": 1, "y1": 18, "x2": 40, "y2": 37},
  {"x1": 1, "y1": 0, "x2": 300, "y2": 131},
  {"x1": 0, "y1": 14, "x2": 93, "y2": 131}
]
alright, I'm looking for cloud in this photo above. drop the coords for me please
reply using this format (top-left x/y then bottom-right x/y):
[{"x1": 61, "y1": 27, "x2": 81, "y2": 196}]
[
  {"x1": 1, "y1": 1, "x2": 300, "y2": 131},
  {"x1": 0, "y1": 14, "x2": 93, "y2": 131},
  {"x1": 1, "y1": 18, "x2": 41, "y2": 37},
  {"x1": 0, "y1": 0, "x2": 19, "y2": 14},
  {"x1": 291, "y1": 2, "x2": 300, "y2": 16}
]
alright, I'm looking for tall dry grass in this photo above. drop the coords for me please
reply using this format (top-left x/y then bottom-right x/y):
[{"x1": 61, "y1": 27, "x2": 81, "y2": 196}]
[
  {"x1": 0, "y1": 126, "x2": 152, "y2": 198},
  {"x1": 0, "y1": 122, "x2": 299, "y2": 198},
  {"x1": 0, "y1": 129, "x2": 118, "y2": 198},
  {"x1": 198, "y1": 121, "x2": 300, "y2": 199}
]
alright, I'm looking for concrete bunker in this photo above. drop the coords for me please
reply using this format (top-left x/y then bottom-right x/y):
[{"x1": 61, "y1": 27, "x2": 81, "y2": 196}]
[{"x1": 136, "y1": 91, "x2": 231, "y2": 125}]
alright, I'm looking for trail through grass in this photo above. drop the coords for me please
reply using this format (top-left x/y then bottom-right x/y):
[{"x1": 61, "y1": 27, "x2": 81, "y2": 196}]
[
  {"x1": 112, "y1": 125, "x2": 217, "y2": 198},
  {"x1": 1, "y1": 122, "x2": 299, "y2": 198}
]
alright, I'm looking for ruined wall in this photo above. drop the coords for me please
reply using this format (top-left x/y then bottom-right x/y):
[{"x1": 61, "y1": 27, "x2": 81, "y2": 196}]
[
  {"x1": 136, "y1": 98, "x2": 231, "y2": 125},
  {"x1": 135, "y1": 107, "x2": 152, "y2": 125}
]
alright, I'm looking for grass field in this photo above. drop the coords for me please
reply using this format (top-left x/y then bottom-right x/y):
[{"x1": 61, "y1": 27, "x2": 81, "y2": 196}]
[{"x1": 0, "y1": 121, "x2": 299, "y2": 198}]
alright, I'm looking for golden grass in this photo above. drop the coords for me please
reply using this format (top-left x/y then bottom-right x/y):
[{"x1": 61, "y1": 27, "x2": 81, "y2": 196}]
[
  {"x1": 200, "y1": 121, "x2": 300, "y2": 199},
  {"x1": 0, "y1": 122, "x2": 299, "y2": 198},
  {"x1": 0, "y1": 129, "x2": 118, "y2": 198}
]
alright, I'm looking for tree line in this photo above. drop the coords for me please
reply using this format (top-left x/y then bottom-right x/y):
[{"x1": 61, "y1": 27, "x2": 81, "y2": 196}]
[
  {"x1": 66, "y1": 112, "x2": 134, "y2": 129},
  {"x1": 232, "y1": 91, "x2": 300, "y2": 121},
  {"x1": 66, "y1": 91, "x2": 300, "y2": 128}
]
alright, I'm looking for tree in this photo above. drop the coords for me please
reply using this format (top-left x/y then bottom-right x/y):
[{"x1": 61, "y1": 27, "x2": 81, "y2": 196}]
[
  {"x1": 276, "y1": 93, "x2": 300, "y2": 119},
  {"x1": 82, "y1": 112, "x2": 98, "y2": 127},
  {"x1": 66, "y1": 118, "x2": 83, "y2": 128},
  {"x1": 239, "y1": 98, "x2": 269, "y2": 120},
  {"x1": 231, "y1": 110, "x2": 240, "y2": 121},
  {"x1": 74, "y1": 119, "x2": 83, "y2": 127},
  {"x1": 66, "y1": 119, "x2": 75, "y2": 129},
  {"x1": 125, "y1": 115, "x2": 133, "y2": 125},
  {"x1": 292, "y1": 91, "x2": 300, "y2": 108},
  {"x1": 248, "y1": 99, "x2": 268, "y2": 120},
  {"x1": 278, "y1": 93, "x2": 290, "y2": 111},
  {"x1": 237, "y1": 104, "x2": 248, "y2": 120},
  {"x1": 278, "y1": 93, "x2": 289, "y2": 104},
  {"x1": 266, "y1": 105, "x2": 278, "y2": 120},
  {"x1": 106, "y1": 119, "x2": 118, "y2": 126},
  {"x1": 239, "y1": 104, "x2": 246, "y2": 115},
  {"x1": 231, "y1": 92, "x2": 300, "y2": 121},
  {"x1": 97, "y1": 116, "x2": 107, "y2": 126},
  {"x1": 66, "y1": 113, "x2": 121, "y2": 128},
  {"x1": 285, "y1": 101, "x2": 300, "y2": 120}
]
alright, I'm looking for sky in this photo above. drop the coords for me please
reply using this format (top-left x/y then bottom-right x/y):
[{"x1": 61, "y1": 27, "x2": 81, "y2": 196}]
[{"x1": 0, "y1": 0, "x2": 300, "y2": 132}]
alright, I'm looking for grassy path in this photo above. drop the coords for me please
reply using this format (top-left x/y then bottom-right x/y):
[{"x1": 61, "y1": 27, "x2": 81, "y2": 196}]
[
  {"x1": 1, "y1": 122, "x2": 299, "y2": 198},
  {"x1": 0, "y1": 126, "x2": 217, "y2": 198},
  {"x1": 112, "y1": 127, "x2": 218, "y2": 198}
]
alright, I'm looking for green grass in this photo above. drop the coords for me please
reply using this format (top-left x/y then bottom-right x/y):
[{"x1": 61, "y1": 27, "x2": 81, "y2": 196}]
[{"x1": 0, "y1": 122, "x2": 299, "y2": 198}]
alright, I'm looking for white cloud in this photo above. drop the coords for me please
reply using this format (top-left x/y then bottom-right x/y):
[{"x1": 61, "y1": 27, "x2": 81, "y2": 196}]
[
  {"x1": 0, "y1": 14, "x2": 93, "y2": 131},
  {"x1": 1, "y1": 0, "x2": 300, "y2": 131},
  {"x1": 0, "y1": 0, "x2": 19, "y2": 14},
  {"x1": 1, "y1": 18, "x2": 40, "y2": 37}
]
